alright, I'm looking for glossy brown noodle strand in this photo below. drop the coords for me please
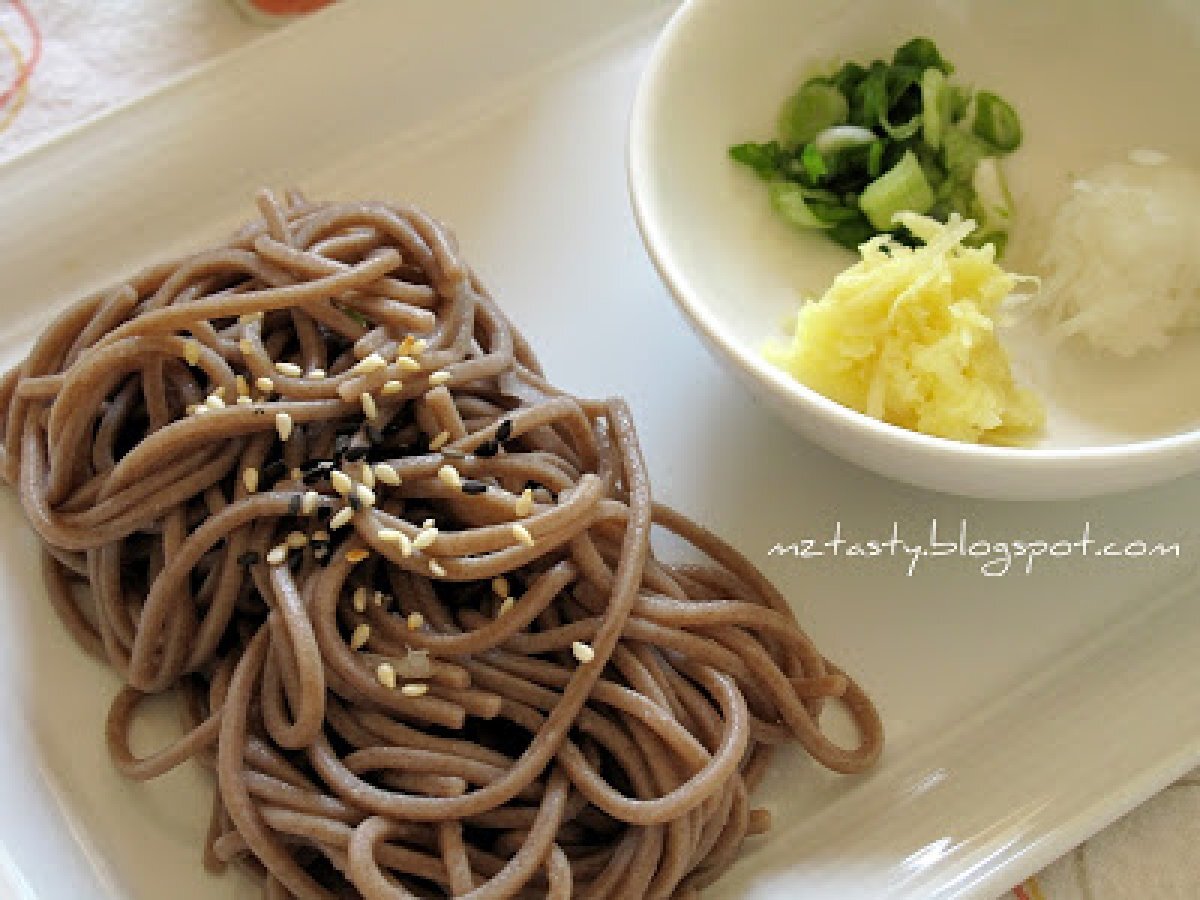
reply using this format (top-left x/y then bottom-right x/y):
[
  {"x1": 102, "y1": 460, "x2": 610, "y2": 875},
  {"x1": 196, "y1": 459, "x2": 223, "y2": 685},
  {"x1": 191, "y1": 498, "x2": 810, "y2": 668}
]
[{"x1": 0, "y1": 190, "x2": 883, "y2": 898}]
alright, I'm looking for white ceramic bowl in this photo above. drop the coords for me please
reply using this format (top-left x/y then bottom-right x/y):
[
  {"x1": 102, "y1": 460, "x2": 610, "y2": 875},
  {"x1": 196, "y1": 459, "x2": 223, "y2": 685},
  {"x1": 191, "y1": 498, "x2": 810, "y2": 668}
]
[{"x1": 628, "y1": 0, "x2": 1200, "y2": 500}]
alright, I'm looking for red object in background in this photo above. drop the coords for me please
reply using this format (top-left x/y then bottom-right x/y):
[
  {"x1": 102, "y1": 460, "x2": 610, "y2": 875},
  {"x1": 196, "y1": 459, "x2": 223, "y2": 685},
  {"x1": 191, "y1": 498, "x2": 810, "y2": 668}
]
[{"x1": 237, "y1": 0, "x2": 334, "y2": 18}]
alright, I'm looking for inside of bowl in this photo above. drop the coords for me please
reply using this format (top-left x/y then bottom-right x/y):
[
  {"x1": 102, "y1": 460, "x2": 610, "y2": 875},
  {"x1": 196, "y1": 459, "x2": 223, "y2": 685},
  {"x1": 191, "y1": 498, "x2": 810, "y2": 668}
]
[{"x1": 644, "y1": 0, "x2": 1200, "y2": 450}]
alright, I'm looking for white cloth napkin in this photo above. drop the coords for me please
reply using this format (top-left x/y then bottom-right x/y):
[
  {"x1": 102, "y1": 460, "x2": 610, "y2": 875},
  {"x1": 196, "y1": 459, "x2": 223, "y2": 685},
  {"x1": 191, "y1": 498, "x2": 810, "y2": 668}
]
[
  {"x1": 1, "y1": 3, "x2": 1195, "y2": 899},
  {"x1": 0, "y1": 0, "x2": 254, "y2": 162}
]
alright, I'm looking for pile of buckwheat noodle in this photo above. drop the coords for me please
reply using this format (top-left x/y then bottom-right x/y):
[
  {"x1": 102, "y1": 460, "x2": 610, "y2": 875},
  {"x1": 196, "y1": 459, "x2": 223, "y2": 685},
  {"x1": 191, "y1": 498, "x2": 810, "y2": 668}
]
[{"x1": 0, "y1": 190, "x2": 882, "y2": 900}]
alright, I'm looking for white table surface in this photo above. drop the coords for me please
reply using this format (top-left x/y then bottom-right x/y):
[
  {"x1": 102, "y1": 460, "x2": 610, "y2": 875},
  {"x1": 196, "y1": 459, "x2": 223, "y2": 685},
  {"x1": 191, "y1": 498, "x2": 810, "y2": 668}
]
[{"x1": 1, "y1": 2, "x2": 1196, "y2": 898}]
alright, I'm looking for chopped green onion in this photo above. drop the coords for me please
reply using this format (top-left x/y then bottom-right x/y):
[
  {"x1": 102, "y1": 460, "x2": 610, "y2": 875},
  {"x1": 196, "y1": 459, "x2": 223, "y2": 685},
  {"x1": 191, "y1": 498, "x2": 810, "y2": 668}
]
[
  {"x1": 867, "y1": 141, "x2": 884, "y2": 177},
  {"x1": 729, "y1": 37, "x2": 1021, "y2": 256},
  {"x1": 920, "y1": 67, "x2": 948, "y2": 149},
  {"x1": 941, "y1": 126, "x2": 994, "y2": 182},
  {"x1": 813, "y1": 125, "x2": 877, "y2": 156},
  {"x1": 859, "y1": 150, "x2": 935, "y2": 230},
  {"x1": 800, "y1": 143, "x2": 828, "y2": 181},
  {"x1": 729, "y1": 141, "x2": 783, "y2": 180},
  {"x1": 777, "y1": 80, "x2": 848, "y2": 149},
  {"x1": 971, "y1": 157, "x2": 1013, "y2": 226},
  {"x1": 972, "y1": 91, "x2": 1022, "y2": 153},
  {"x1": 768, "y1": 182, "x2": 833, "y2": 230},
  {"x1": 892, "y1": 37, "x2": 954, "y2": 76}
]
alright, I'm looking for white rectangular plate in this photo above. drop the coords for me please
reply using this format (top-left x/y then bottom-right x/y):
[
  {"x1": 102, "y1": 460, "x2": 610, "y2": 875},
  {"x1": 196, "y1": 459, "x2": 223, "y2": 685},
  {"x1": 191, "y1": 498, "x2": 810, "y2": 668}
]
[{"x1": 2, "y1": 2, "x2": 1199, "y2": 898}]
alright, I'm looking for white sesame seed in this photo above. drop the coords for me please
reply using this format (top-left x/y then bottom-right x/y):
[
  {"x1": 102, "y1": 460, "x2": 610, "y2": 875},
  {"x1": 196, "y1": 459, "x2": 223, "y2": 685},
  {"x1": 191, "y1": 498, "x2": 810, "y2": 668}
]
[
  {"x1": 352, "y1": 586, "x2": 367, "y2": 612},
  {"x1": 275, "y1": 412, "x2": 293, "y2": 442},
  {"x1": 313, "y1": 529, "x2": 330, "y2": 542},
  {"x1": 359, "y1": 462, "x2": 374, "y2": 489},
  {"x1": 396, "y1": 531, "x2": 413, "y2": 557},
  {"x1": 498, "y1": 597, "x2": 515, "y2": 617},
  {"x1": 184, "y1": 340, "x2": 201, "y2": 366},
  {"x1": 329, "y1": 506, "x2": 354, "y2": 530},
  {"x1": 360, "y1": 392, "x2": 378, "y2": 421},
  {"x1": 185, "y1": 404, "x2": 198, "y2": 415},
  {"x1": 243, "y1": 468, "x2": 259, "y2": 493},
  {"x1": 572, "y1": 641, "x2": 596, "y2": 664},
  {"x1": 205, "y1": 394, "x2": 225, "y2": 411},
  {"x1": 437, "y1": 464, "x2": 462, "y2": 490},
  {"x1": 351, "y1": 353, "x2": 387, "y2": 376},
  {"x1": 256, "y1": 376, "x2": 275, "y2": 393},
  {"x1": 239, "y1": 338, "x2": 254, "y2": 356},
  {"x1": 374, "y1": 590, "x2": 386, "y2": 607},
  {"x1": 407, "y1": 611, "x2": 424, "y2": 630},
  {"x1": 492, "y1": 576, "x2": 510, "y2": 598},
  {"x1": 423, "y1": 518, "x2": 436, "y2": 529},
  {"x1": 511, "y1": 522, "x2": 535, "y2": 547},
  {"x1": 373, "y1": 463, "x2": 401, "y2": 486},
  {"x1": 355, "y1": 483, "x2": 376, "y2": 508},
  {"x1": 400, "y1": 682, "x2": 429, "y2": 697},
  {"x1": 286, "y1": 531, "x2": 308, "y2": 549},
  {"x1": 266, "y1": 545, "x2": 287, "y2": 566},
  {"x1": 428, "y1": 370, "x2": 451, "y2": 386},
  {"x1": 330, "y1": 470, "x2": 353, "y2": 496},
  {"x1": 235, "y1": 375, "x2": 249, "y2": 397},
  {"x1": 275, "y1": 361, "x2": 303, "y2": 377},
  {"x1": 412, "y1": 527, "x2": 438, "y2": 551},
  {"x1": 238, "y1": 312, "x2": 262, "y2": 326},
  {"x1": 514, "y1": 488, "x2": 534, "y2": 518},
  {"x1": 395, "y1": 357, "x2": 421, "y2": 373},
  {"x1": 428, "y1": 559, "x2": 446, "y2": 577},
  {"x1": 349, "y1": 623, "x2": 371, "y2": 650},
  {"x1": 236, "y1": 396, "x2": 253, "y2": 406},
  {"x1": 378, "y1": 527, "x2": 401, "y2": 544},
  {"x1": 428, "y1": 430, "x2": 450, "y2": 451},
  {"x1": 381, "y1": 379, "x2": 403, "y2": 395},
  {"x1": 306, "y1": 368, "x2": 326, "y2": 380},
  {"x1": 301, "y1": 490, "x2": 320, "y2": 515},
  {"x1": 376, "y1": 662, "x2": 397, "y2": 690},
  {"x1": 412, "y1": 339, "x2": 428, "y2": 354},
  {"x1": 290, "y1": 468, "x2": 302, "y2": 482}
]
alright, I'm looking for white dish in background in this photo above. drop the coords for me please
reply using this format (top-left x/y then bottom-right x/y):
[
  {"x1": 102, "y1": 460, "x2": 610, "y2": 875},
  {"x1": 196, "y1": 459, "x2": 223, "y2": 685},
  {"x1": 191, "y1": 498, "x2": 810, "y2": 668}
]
[
  {"x1": 628, "y1": 0, "x2": 1200, "y2": 500},
  {"x1": 2, "y1": 2, "x2": 1200, "y2": 899}
]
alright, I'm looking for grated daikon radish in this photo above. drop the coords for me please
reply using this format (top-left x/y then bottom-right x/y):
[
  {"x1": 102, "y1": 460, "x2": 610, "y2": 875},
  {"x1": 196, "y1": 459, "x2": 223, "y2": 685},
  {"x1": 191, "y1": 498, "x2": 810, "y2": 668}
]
[{"x1": 1034, "y1": 152, "x2": 1200, "y2": 355}]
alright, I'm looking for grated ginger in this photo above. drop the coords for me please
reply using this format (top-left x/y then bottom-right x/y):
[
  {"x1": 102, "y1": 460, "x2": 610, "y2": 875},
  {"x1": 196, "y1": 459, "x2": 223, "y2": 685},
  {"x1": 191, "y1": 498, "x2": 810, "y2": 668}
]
[{"x1": 765, "y1": 213, "x2": 1043, "y2": 444}]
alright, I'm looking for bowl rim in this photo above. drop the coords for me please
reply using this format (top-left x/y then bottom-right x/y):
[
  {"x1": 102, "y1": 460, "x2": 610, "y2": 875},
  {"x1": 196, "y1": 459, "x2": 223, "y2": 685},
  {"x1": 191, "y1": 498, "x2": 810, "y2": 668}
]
[{"x1": 626, "y1": 0, "x2": 1200, "y2": 471}]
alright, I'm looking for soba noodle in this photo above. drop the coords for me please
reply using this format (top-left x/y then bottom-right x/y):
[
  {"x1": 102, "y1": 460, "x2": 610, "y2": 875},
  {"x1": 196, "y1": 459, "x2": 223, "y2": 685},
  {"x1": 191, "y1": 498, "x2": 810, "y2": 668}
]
[{"x1": 0, "y1": 190, "x2": 882, "y2": 899}]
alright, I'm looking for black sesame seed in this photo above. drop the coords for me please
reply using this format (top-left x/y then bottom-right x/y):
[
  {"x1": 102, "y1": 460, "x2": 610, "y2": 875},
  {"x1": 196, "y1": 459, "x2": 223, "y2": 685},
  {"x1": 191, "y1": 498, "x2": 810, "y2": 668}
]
[
  {"x1": 288, "y1": 551, "x2": 304, "y2": 572},
  {"x1": 301, "y1": 458, "x2": 328, "y2": 474},
  {"x1": 303, "y1": 470, "x2": 326, "y2": 485},
  {"x1": 524, "y1": 480, "x2": 544, "y2": 493},
  {"x1": 344, "y1": 445, "x2": 369, "y2": 462},
  {"x1": 335, "y1": 422, "x2": 359, "y2": 437},
  {"x1": 348, "y1": 496, "x2": 362, "y2": 511},
  {"x1": 316, "y1": 506, "x2": 332, "y2": 521},
  {"x1": 236, "y1": 550, "x2": 260, "y2": 566},
  {"x1": 287, "y1": 495, "x2": 302, "y2": 516},
  {"x1": 476, "y1": 439, "x2": 500, "y2": 458},
  {"x1": 366, "y1": 445, "x2": 392, "y2": 463},
  {"x1": 366, "y1": 426, "x2": 385, "y2": 444},
  {"x1": 382, "y1": 421, "x2": 404, "y2": 437},
  {"x1": 496, "y1": 419, "x2": 513, "y2": 443},
  {"x1": 261, "y1": 460, "x2": 287, "y2": 481},
  {"x1": 461, "y1": 480, "x2": 488, "y2": 495}
]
